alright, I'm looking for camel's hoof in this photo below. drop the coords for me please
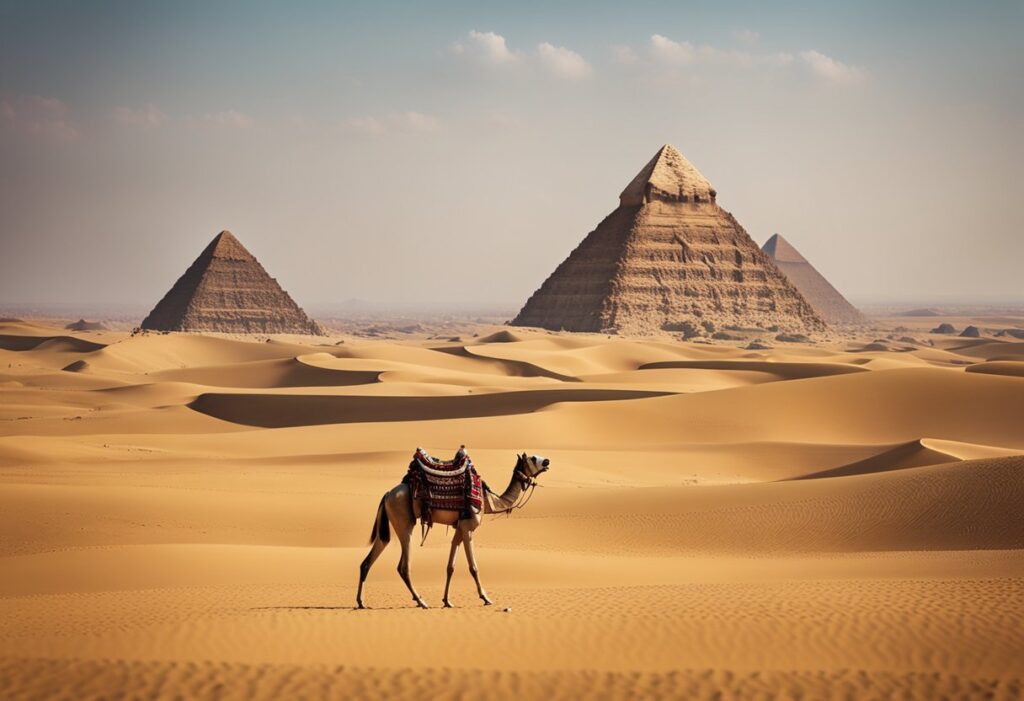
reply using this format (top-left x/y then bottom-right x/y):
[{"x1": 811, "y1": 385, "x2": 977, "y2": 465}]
[
  {"x1": 442, "y1": 601, "x2": 453, "y2": 609},
  {"x1": 355, "y1": 602, "x2": 365, "y2": 610},
  {"x1": 416, "y1": 600, "x2": 430, "y2": 609},
  {"x1": 482, "y1": 598, "x2": 493, "y2": 606}
]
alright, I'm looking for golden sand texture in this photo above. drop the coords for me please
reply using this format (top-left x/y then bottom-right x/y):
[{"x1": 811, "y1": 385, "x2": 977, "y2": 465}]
[{"x1": 1, "y1": 318, "x2": 1022, "y2": 700}]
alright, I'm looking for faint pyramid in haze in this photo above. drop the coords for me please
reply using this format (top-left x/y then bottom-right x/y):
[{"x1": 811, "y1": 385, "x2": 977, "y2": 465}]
[
  {"x1": 141, "y1": 230, "x2": 324, "y2": 335},
  {"x1": 511, "y1": 144, "x2": 827, "y2": 335},
  {"x1": 762, "y1": 233, "x2": 866, "y2": 326}
]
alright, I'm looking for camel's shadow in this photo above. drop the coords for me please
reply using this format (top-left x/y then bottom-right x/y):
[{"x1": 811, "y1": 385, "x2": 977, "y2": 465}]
[{"x1": 250, "y1": 605, "x2": 416, "y2": 612}]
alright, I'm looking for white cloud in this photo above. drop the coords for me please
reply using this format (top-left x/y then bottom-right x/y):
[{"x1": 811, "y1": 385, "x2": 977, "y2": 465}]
[
  {"x1": 734, "y1": 29, "x2": 760, "y2": 45},
  {"x1": 610, "y1": 44, "x2": 638, "y2": 65},
  {"x1": 345, "y1": 111, "x2": 440, "y2": 135},
  {"x1": 114, "y1": 103, "x2": 166, "y2": 128},
  {"x1": 451, "y1": 30, "x2": 520, "y2": 65},
  {"x1": 202, "y1": 110, "x2": 255, "y2": 128},
  {"x1": 650, "y1": 34, "x2": 697, "y2": 65},
  {"x1": 650, "y1": 34, "x2": 790, "y2": 68},
  {"x1": 393, "y1": 111, "x2": 440, "y2": 132},
  {"x1": 536, "y1": 42, "x2": 592, "y2": 79},
  {"x1": 799, "y1": 50, "x2": 865, "y2": 83},
  {"x1": 644, "y1": 34, "x2": 864, "y2": 83},
  {"x1": 345, "y1": 116, "x2": 386, "y2": 134},
  {"x1": 1, "y1": 94, "x2": 80, "y2": 142}
]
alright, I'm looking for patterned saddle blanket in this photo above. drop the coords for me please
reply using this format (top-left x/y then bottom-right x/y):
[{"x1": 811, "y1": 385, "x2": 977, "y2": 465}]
[{"x1": 404, "y1": 446, "x2": 482, "y2": 516}]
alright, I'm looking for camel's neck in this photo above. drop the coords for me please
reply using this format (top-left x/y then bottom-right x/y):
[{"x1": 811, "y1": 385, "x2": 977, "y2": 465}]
[{"x1": 484, "y1": 471, "x2": 526, "y2": 514}]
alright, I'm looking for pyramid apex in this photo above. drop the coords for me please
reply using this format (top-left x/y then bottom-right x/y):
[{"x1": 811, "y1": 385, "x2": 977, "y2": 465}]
[
  {"x1": 620, "y1": 143, "x2": 716, "y2": 207},
  {"x1": 762, "y1": 233, "x2": 808, "y2": 264},
  {"x1": 761, "y1": 233, "x2": 865, "y2": 325},
  {"x1": 205, "y1": 229, "x2": 254, "y2": 261}
]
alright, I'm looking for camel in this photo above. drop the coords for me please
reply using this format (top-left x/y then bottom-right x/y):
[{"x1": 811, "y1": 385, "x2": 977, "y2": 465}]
[{"x1": 356, "y1": 451, "x2": 551, "y2": 609}]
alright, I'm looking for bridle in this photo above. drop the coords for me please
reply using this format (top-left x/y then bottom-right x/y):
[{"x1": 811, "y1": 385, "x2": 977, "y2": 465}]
[{"x1": 501, "y1": 454, "x2": 549, "y2": 513}]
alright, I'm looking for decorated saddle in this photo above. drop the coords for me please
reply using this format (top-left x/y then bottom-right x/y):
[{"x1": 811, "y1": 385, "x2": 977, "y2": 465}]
[{"x1": 403, "y1": 446, "x2": 483, "y2": 521}]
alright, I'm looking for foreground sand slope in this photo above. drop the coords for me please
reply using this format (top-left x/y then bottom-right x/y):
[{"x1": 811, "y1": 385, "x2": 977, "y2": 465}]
[{"x1": 1, "y1": 319, "x2": 1022, "y2": 700}]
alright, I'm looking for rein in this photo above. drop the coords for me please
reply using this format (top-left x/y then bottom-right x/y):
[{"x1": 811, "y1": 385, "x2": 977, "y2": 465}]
[{"x1": 485, "y1": 467, "x2": 540, "y2": 515}]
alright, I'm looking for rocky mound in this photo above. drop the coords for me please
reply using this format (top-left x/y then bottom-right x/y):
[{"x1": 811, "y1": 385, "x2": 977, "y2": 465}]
[
  {"x1": 141, "y1": 231, "x2": 324, "y2": 335},
  {"x1": 511, "y1": 145, "x2": 827, "y2": 336},
  {"x1": 960, "y1": 326, "x2": 981, "y2": 338},
  {"x1": 931, "y1": 323, "x2": 957, "y2": 334}
]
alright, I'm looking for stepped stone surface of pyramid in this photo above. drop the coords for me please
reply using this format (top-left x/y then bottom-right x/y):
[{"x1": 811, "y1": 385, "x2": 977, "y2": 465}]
[
  {"x1": 141, "y1": 231, "x2": 324, "y2": 335},
  {"x1": 762, "y1": 233, "x2": 866, "y2": 326},
  {"x1": 511, "y1": 145, "x2": 827, "y2": 335}
]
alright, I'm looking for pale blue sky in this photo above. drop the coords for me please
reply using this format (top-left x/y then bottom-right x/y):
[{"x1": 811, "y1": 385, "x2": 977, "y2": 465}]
[{"x1": 1, "y1": 1, "x2": 1021, "y2": 309}]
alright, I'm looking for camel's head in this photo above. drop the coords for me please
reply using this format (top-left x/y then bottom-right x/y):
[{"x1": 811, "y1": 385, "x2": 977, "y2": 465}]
[{"x1": 518, "y1": 452, "x2": 551, "y2": 480}]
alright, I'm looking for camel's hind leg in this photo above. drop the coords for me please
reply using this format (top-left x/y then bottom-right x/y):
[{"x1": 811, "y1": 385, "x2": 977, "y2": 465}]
[
  {"x1": 356, "y1": 495, "x2": 392, "y2": 609},
  {"x1": 396, "y1": 524, "x2": 429, "y2": 608},
  {"x1": 356, "y1": 536, "x2": 388, "y2": 609},
  {"x1": 462, "y1": 530, "x2": 492, "y2": 605},
  {"x1": 442, "y1": 530, "x2": 464, "y2": 608}
]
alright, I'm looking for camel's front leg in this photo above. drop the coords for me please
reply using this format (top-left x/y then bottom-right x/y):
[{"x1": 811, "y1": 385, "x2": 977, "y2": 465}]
[
  {"x1": 442, "y1": 530, "x2": 464, "y2": 608},
  {"x1": 396, "y1": 525, "x2": 429, "y2": 608},
  {"x1": 462, "y1": 531, "x2": 492, "y2": 605}
]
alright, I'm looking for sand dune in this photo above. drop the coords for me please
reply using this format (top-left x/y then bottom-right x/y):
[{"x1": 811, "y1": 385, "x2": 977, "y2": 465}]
[
  {"x1": 189, "y1": 387, "x2": 673, "y2": 427},
  {"x1": 72, "y1": 332, "x2": 315, "y2": 373},
  {"x1": 966, "y1": 360, "x2": 1024, "y2": 378},
  {"x1": 0, "y1": 333, "x2": 106, "y2": 353},
  {"x1": 1, "y1": 320, "x2": 1022, "y2": 700},
  {"x1": 153, "y1": 356, "x2": 382, "y2": 388},
  {"x1": 640, "y1": 358, "x2": 869, "y2": 380}
]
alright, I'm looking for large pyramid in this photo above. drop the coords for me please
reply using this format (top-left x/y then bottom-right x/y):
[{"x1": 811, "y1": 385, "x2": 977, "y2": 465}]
[
  {"x1": 511, "y1": 145, "x2": 827, "y2": 335},
  {"x1": 141, "y1": 230, "x2": 324, "y2": 335},
  {"x1": 762, "y1": 234, "x2": 866, "y2": 326}
]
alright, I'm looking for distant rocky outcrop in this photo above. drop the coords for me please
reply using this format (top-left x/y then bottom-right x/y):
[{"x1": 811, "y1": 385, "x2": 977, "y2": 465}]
[
  {"x1": 898, "y1": 308, "x2": 943, "y2": 317},
  {"x1": 141, "y1": 231, "x2": 323, "y2": 335},
  {"x1": 65, "y1": 319, "x2": 107, "y2": 331},
  {"x1": 930, "y1": 323, "x2": 957, "y2": 334},
  {"x1": 511, "y1": 144, "x2": 827, "y2": 336},
  {"x1": 775, "y1": 333, "x2": 813, "y2": 343},
  {"x1": 960, "y1": 326, "x2": 981, "y2": 338},
  {"x1": 761, "y1": 234, "x2": 866, "y2": 326}
]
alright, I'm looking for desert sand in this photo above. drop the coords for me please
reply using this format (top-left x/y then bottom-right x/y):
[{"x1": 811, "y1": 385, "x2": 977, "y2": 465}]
[{"x1": 1, "y1": 317, "x2": 1022, "y2": 700}]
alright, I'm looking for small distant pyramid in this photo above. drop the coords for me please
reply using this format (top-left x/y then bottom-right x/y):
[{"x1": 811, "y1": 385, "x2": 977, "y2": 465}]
[
  {"x1": 762, "y1": 234, "x2": 866, "y2": 326},
  {"x1": 511, "y1": 145, "x2": 827, "y2": 335},
  {"x1": 65, "y1": 319, "x2": 107, "y2": 331},
  {"x1": 141, "y1": 231, "x2": 324, "y2": 335}
]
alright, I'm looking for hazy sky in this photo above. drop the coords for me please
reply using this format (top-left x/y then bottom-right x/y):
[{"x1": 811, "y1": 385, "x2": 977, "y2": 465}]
[{"x1": 1, "y1": 0, "x2": 1021, "y2": 311}]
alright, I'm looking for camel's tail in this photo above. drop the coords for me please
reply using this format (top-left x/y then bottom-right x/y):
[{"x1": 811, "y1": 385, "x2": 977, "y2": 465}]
[{"x1": 369, "y1": 495, "x2": 390, "y2": 544}]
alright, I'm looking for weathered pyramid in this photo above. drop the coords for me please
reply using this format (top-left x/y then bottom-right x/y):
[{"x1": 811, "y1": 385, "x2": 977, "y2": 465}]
[
  {"x1": 511, "y1": 145, "x2": 827, "y2": 335},
  {"x1": 141, "y1": 230, "x2": 324, "y2": 335},
  {"x1": 762, "y1": 234, "x2": 866, "y2": 325}
]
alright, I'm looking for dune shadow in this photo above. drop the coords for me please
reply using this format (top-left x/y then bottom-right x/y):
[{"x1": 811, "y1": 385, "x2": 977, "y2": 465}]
[
  {"x1": 189, "y1": 388, "x2": 672, "y2": 428},
  {"x1": 639, "y1": 360, "x2": 868, "y2": 380}
]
